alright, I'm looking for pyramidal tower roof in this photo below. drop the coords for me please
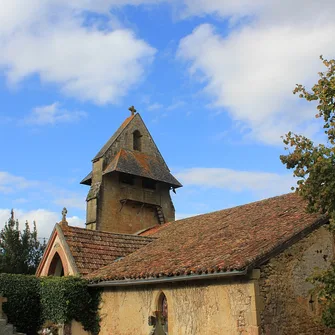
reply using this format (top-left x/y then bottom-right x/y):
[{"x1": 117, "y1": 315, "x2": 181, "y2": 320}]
[{"x1": 80, "y1": 109, "x2": 182, "y2": 188}]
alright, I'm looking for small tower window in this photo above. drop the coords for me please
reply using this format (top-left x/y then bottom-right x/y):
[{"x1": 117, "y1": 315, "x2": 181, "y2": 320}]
[
  {"x1": 119, "y1": 172, "x2": 134, "y2": 185},
  {"x1": 133, "y1": 130, "x2": 142, "y2": 151},
  {"x1": 142, "y1": 177, "x2": 156, "y2": 190}
]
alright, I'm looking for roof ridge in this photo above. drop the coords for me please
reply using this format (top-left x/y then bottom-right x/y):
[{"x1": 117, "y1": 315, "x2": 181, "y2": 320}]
[
  {"x1": 174, "y1": 192, "x2": 294, "y2": 223},
  {"x1": 141, "y1": 193, "x2": 296, "y2": 236},
  {"x1": 103, "y1": 149, "x2": 123, "y2": 174},
  {"x1": 62, "y1": 224, "x2": 156, "y2": 239}
]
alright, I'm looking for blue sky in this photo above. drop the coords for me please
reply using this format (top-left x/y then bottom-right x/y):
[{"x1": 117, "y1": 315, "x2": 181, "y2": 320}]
[{"x1": 0, "y1": 0, "x2": 333, "y2": 239}]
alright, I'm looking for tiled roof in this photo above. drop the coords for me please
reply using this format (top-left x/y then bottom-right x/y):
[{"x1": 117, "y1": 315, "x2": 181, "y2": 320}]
[
  {"x1": 86, "y1": 193, "x2": 327, "y2": 282},
  {"x1": 139, "y1": 222, "x2": 173, "y2": 236},
  {"x1": 60, "y1": 225, "x2": 155, "y2": 276},
  {"x1": 92, "y1": 114, "x2": 135, "y2": 161},
  {"x1": 103, "y1": 149, "x2": 182, "y2": 188}
]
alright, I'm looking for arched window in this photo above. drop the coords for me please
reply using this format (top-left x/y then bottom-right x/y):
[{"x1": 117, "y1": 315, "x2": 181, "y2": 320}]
[
  {"x1": 133, "y1": 130, "x2": 142, "y2": 151},
  {"x1": 158, "y1": 292, "x2": 168, "y2": 333},
  {"x1": 47, "y1": 252, "x2": 64, "y2": 277}
]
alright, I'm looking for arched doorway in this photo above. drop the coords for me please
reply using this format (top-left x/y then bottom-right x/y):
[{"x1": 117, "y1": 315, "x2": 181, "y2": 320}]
[
  {"x1": 47, "y1": 252, "x2": 64, "y2": 276},
  {"x1": 155, "y1": 292, "x2": 168, "y2": 335}
]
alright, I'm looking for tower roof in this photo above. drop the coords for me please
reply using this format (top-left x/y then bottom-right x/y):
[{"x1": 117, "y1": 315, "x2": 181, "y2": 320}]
[
  {"x1": 103, "y1": 149, "x2": 182, "y2": 188},
  {"x1": 92, "y1": 114, "x2": 135, "y2": 162},
  {"x1": 80, "y1": 112, "x2": 181, "y2": 188}
]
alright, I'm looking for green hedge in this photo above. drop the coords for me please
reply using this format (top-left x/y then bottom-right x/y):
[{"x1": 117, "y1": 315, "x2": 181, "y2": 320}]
[
  {"x1": 40, "y1": 277, "x2": 101, "y2": 335},
  {"x1": 0, "y1": 274, "x2": 42, "y2": 335},
  {"x1": 0, "y1": 274, "x2": 101, "y2": 335}
]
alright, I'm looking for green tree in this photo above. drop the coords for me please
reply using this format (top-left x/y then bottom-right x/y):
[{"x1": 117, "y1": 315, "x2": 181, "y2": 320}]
[
  {"x1": 280, "y1": 56, "x2": 335, "y2": 327},
  {"x1": 0, "y1": 210, "x2": 46, "y2": 274}
]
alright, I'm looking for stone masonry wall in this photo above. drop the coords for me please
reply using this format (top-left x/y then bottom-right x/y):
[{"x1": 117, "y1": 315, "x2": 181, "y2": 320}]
[
  {"x1": 98, "y1": 173, "x2": 175, "y2": 234},
  {"x1": 259, "y1": 225, "x2": 335, "y2": 335},
  {"x1": 87, "y1": 113, "x2": 176, "y2": 234}
]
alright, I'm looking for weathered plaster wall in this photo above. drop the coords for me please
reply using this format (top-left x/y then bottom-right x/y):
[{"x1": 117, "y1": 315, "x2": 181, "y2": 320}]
[
  {"x1": 70, "y1": 321, "x2": 89, "y2": 335},
  {"x1": 99, "y1": 277, "x2": 260, "y2": 335},
  {"x1": 259, "y1": 225, "x2": 335, "y2": 335}
]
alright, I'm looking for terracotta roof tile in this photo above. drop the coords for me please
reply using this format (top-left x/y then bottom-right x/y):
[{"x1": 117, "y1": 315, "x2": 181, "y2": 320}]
[
  {"x1": 60, "y1": 225, "x2": 154, "y2": 276},
  {"x1": 103, "y1": 149, "x2": 182, "y2": 188},
  {"x1": 86, "y1": 193, "x2": 328, "y2": 282}
]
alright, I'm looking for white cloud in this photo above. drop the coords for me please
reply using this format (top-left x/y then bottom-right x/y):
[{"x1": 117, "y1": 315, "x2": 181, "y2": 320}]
[
  {"x1": 0, "y1": 171, "x2": 38, "y2": 194},
  {"x1": 177, "y1": 1, "x2": 335, "y2": 144},
  {"x1": 166, "y1": 101, "x2": 186, "y2": 111},
  {"x1": 175, "y1": 167, "x2": 294, "y2": 197},
  {"x1": 23, "y1": 102, "x2": 86, "y2": 126},
  {"x1": 181, "y1": 0, "x2": 335, "y2": 25},
  {"x1": 53, "y1": 196, "x2": 86, "y2": 211},
  {"x1": 0, "y1": 208, "x2": 85, "y2": 240},
  {"x1": 147, "y1": 103, "x2": 163, "y2": 111},
  {"x1": 0, "y1": 171, "x2": 86, "y2": 212},
  {"x1": 0, "y1": 0, "x2": 156, "y2": 104}
]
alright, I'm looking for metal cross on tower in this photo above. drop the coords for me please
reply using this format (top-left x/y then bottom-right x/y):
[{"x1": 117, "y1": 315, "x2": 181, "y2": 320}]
[
  {"x1": 62, "y1": 207, "x2": 67, "y2": 222},
  {"x1": 129, "y1": 105, "x2": 137, "y2": 116}
]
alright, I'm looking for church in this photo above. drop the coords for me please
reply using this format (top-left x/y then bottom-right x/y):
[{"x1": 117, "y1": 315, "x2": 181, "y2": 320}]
[{"x1": 37, "y1": 107, "x2": 335, "y2": 335}]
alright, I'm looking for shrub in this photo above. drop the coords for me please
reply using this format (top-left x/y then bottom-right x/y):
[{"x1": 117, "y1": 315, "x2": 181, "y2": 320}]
[
  {"x1": 0, "y1": 274, "x2": 101, "y2": 335},
  {"x1": 0, "y1": 273, "x2": 42, "y2": 335},
  {"x1": 40, "y1": 276, "x2": 101, "y2": 335}
]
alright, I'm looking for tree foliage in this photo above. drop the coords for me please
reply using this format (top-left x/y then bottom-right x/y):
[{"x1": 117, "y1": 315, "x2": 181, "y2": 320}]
[
  {"x1": 280, "y1": 56, "x2": 335, "y2": 327},
  {"x1": 280, "y1": 56, "x2": 335, "y2": 224},
  {"x1": 0, "y1": 210, "x2": 46, "y2": 274}
]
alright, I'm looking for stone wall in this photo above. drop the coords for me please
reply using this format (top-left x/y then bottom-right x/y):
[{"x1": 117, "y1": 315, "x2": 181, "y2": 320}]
[
  {"x1": 103, "y1": 116, "x2": 166, "y2": 170},
  {"x1": 99, "y1": 277, "x2": 260, "y2": 335},
  {"x1": 259, "y1": 225, "x2": 335, "y2": 335},
  {"x1": 98, "y1": 173, "x2": 175, "y2": 234}
]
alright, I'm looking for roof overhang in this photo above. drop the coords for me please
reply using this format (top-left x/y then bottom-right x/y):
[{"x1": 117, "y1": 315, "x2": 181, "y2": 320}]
[{"x1": 88, "y1": 269, "x2": 248, "y2": 287}]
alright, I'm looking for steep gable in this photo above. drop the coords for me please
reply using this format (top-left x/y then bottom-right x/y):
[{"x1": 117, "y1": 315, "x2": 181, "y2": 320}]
[
  {"x1": 61, "y1": 225, "x2": 155, "y2": 276},
  {"x1": 82, "y1": 113, "x2": 177, "y2": 185},
  {"x1": 36, "y1": 222, "x2": 155, "y2": 277}
]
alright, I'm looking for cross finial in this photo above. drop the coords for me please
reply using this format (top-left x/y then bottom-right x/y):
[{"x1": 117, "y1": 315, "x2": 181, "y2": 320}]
[
  {"x1": 62, "y1": 207, "x2": 67, "y2": 222},
  {"x1": 129, "y1": 105, "x2": 137, "y2": 116}
]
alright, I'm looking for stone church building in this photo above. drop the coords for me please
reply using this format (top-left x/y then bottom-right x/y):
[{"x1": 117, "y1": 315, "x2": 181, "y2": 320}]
[{"x1": 37, "y1": 108, "x2": 335, "y2": 335}]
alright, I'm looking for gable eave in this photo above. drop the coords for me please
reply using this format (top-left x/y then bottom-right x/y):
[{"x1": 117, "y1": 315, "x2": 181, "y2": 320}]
[
  {"x1": 35, "y1": 223, "x2": 80, "y2": 277},
  {"x1": 35, "y1": 225, "x2": 58, "y2": 277}
]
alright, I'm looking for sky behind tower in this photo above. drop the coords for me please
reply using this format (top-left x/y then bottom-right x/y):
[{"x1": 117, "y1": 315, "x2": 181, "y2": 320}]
[{"x1": 0, "y1": 0, "x2": 333, "y2": 239}]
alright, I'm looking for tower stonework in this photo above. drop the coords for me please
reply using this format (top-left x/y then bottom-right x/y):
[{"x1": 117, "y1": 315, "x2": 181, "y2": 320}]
[{"x1": 81, "y1": 112, "x2": 182, "y2": 234}]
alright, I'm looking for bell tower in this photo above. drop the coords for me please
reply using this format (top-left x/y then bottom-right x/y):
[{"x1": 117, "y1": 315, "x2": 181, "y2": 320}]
[{"x1": 80, "y1": 107, "x2": 182, "y2": 234}]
